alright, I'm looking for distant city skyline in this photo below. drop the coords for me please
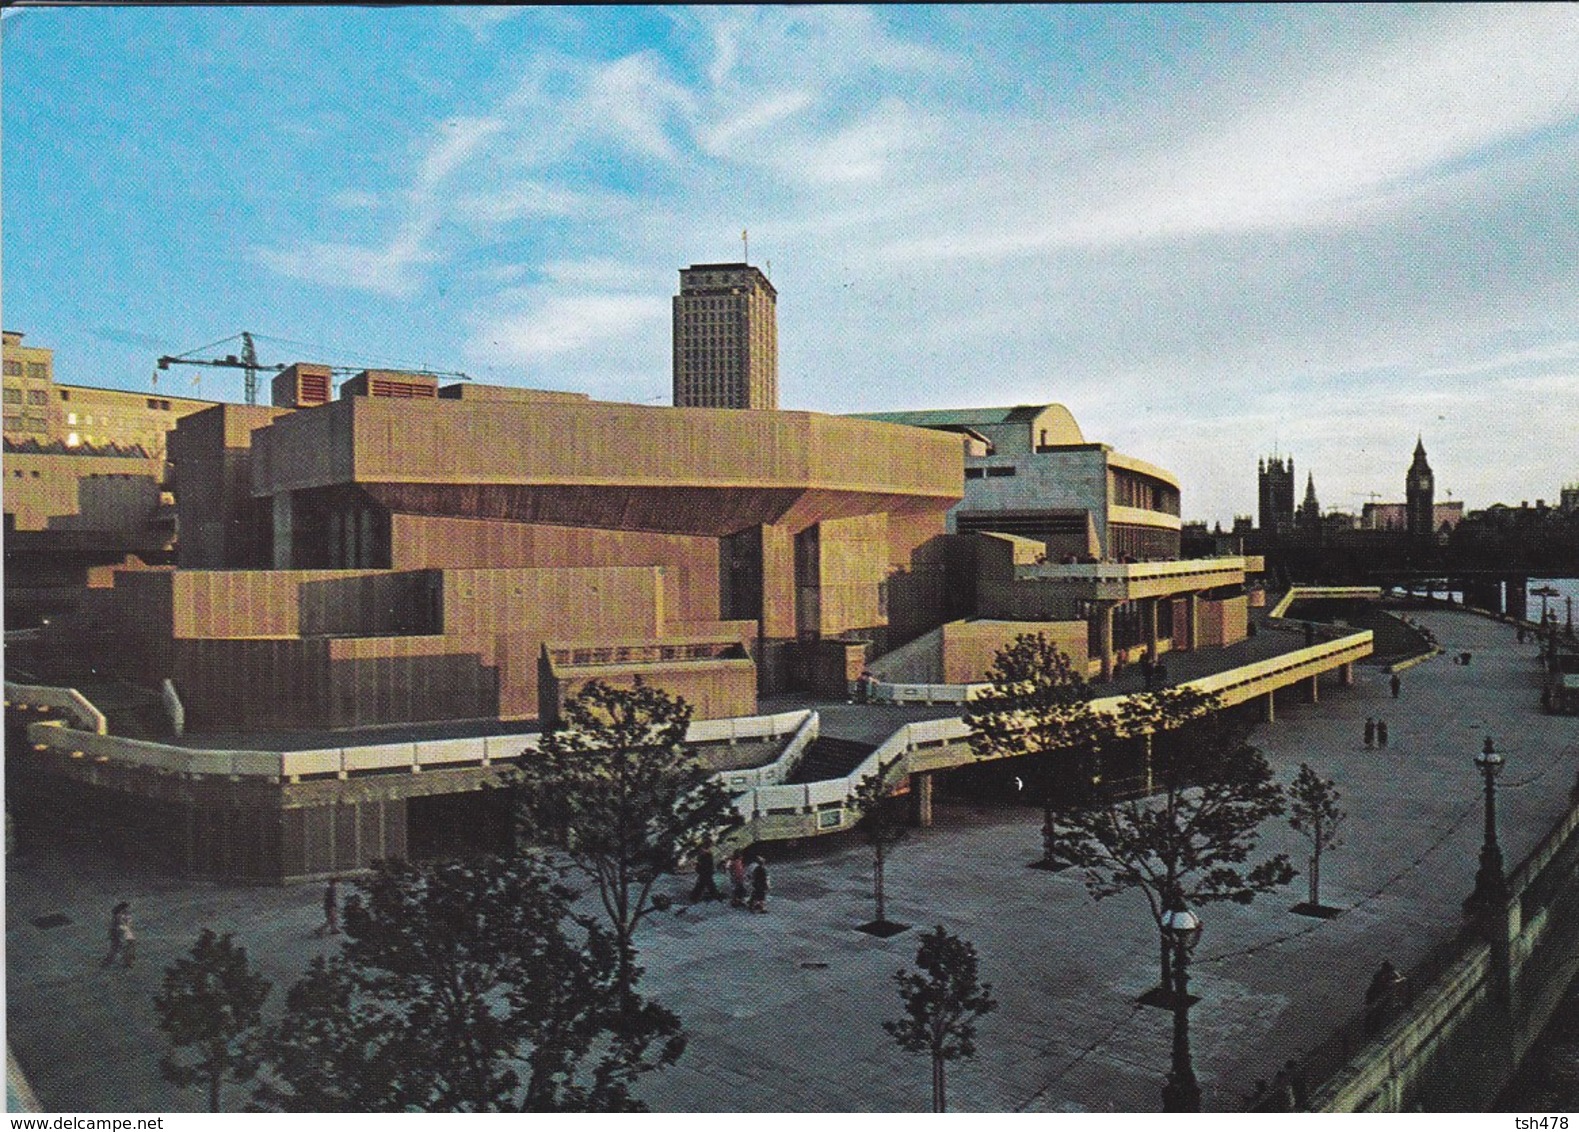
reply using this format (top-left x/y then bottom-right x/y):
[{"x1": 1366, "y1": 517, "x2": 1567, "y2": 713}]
[{"x1": 3, "y1": 5, "x2": 1576, "y2": 523}]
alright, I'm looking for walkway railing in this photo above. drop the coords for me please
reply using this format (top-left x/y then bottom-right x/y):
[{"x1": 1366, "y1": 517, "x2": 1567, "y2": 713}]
[
  {"x1": 4, "y1": 681, "x2": 108, "y2": 735},
  {"x1": 867, "y1": 680, "x2": 988, "y2": 704},
  {"x1": 12, "y1": 625, "x2": 1370, "y2": 835},
  {"x1": 11, "y1": 685, "x2": 810, "y2": 786}
]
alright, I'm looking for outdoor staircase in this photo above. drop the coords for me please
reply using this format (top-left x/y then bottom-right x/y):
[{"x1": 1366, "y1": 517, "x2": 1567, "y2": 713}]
[{"x1": 785, "y1": 736, "x2": 877, "y2": 784}]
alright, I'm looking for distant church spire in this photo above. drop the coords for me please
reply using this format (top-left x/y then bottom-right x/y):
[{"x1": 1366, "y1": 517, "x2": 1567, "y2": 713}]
[{"x1": 1298, "y1": 472, "x2": 1321, "y2": 533}]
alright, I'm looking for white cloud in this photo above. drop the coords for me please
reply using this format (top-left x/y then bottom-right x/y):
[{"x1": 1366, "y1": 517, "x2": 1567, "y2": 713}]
[
  {"x1": 470, "y1": 292, "x2": 668, "y2": 364},
  {"x1": 241, "y1": 5, "x2": 1577, "y2": 518},
  {"x1": 253, "y1": 221, "x2": 434, "y2": 298},
  {"x1": 450, "y1": 6, "x2": 529, "y2": 43}
]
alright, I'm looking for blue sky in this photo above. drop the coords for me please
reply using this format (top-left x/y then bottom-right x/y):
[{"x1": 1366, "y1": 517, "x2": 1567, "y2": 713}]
[{"x1": 4, "y1": 5, "x2": 1577, "y2": 524}]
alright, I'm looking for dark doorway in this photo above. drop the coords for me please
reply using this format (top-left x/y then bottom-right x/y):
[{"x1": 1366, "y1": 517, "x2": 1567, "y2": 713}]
[{"x1": 406, "y1": 789, "x2": 512, "y2": 861}]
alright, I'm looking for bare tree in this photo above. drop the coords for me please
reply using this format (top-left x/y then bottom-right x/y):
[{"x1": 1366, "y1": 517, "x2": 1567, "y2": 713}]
[
  {"x1": 850, "y1": 755, "x2": 908, "y2": 934},
  {"x1": 1288, "y1": 762, "x2": 1346, "y2": 912},
  {"x1": 884, "y1": 926, "x2": 998, "y2": 1112}
]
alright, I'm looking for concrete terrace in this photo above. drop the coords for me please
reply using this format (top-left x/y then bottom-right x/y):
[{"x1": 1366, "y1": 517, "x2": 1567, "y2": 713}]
[{"x1": 6, "y1": 609, "x2": 1578, "y2": 1112}]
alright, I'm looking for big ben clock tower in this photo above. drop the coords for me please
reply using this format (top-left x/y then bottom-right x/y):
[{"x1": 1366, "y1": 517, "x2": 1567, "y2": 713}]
[{"x1": 1406, "y1": 437, "x2": 1435, "y2": 547}]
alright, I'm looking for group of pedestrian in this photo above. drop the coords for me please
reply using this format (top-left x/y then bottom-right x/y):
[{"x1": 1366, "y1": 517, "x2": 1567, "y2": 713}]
[
  {"x1": 1364, "y1": 717, "x2": 1390, "y2": 748},
  {"x1": 694, "y1": 844, "x2": 769, "y2": 913},
  {"x1": 1138, "y1": 654, "x2": 1169, "y2": 691},
  {"x1": 1254, "y1": 1059, "x2": 1310, "y2": 1111}
]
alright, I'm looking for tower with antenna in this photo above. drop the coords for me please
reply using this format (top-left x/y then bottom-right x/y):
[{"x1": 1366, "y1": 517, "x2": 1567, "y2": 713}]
[{"x1": 672, "y1": 258, "x2": 779, "y2": 410}]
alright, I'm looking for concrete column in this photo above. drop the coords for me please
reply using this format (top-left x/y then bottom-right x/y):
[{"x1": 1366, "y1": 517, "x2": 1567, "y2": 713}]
[
  {"x1": 1306, "y1": 674, "x2": 1320, "y2": 703},
  {"x1": 1339, "y1": 662, "x2": 1354, "y2": 687},
  {"x1": 1145, "y1": 599, "x2": 1160, "y2": 662},
  {"x1": 1184, "y1": 593, "x2": 1199, "y2": 652},
  {"x1": 911, "y1": 771, "x2": 934, "y2": 828},
  {"x1": 271, "y1": 491, "x2": 294, "y2": 569},
  {"x1": 1097, "y1": 603, "x2": 1115, "y2": 681},
  {"x1": 1262, "y1": 690, "x2": 1276, "y2": 723},
  {"x1": 1506, "y1": 579, "x2": 1528, "y2": 622}
]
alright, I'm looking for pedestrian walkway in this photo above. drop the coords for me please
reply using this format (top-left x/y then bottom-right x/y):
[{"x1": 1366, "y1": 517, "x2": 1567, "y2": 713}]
[{"x1": 5, "y1": 610, "x2": 1575, "y2": 1112}]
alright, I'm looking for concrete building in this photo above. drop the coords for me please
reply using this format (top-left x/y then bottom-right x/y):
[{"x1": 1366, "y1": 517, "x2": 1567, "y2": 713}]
[
  {"x1": 672, "y1": 263, "x2": 778, "y2": 410},
  {"x1": 850, "y1": 404, "x2": 1182, "y2": 561},
  {"x1": 3, "y1": 332, "x2": 216, "y2": 625},
  {"x1": 31, "y1": 376, "x2": 962, "y2": 733},
  {"x1": 1361, "y1": 500, "x2": 1463, "y2": 534},
  {"x1": 4, "y1": 330, "x2": 214, "y2": 459},
  {"x1": 2, "y1": 331, "x2": 55, "y2": 440}
]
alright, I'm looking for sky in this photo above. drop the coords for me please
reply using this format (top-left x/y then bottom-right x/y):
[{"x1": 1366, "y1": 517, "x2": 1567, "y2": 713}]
[{"x1": 3, "y1": 4, "x2": 1577, "y2": 525}]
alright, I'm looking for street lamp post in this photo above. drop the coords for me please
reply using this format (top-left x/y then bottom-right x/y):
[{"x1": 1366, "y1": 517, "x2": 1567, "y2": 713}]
[
  {"x1": 1470, "y1": 736, "x2": 1508, "y2": 916},
  {"x1": 1160, "y1": 907, "x2": 1204, "y2": 1112}
]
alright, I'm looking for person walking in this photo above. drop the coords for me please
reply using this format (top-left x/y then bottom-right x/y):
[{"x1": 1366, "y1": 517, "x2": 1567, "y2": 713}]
[
  {"x1": 727, "y1": 850, "x2": 749, "y2": 908},
  {"x1": 1364, "y1": 717, "x2": 1375, "y2": 748},
  {"x1": 691, "y1": 843, "x2": 721, "y2": 902},
  {"x1": 1365, "y1": 960, "x2": 1402, "y2": 1034},
  {"x1": 1377, "y1": 719, "x2": 1389, "y2": 748},
  {"x1": 103, "y1": 902, "x2": 135, "y2": 968},
  {"x1": 320, "y1": 877, "x2": 341, "y2": 936},
  {"x1": 1390, "y1": 673, "x2": 1401, "y2": 699},
  {"x1": 749, "y1": 856, "x2": 770, "y2": 913},
  {"x1": 1285, "y1": 1059, "x2": 1309, "y2": 1110}
]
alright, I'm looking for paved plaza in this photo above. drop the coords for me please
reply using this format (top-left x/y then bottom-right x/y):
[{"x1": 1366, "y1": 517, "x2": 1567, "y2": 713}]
[{"x1": 7, "y1": 609, "x2": 1578, "y2": 1112}]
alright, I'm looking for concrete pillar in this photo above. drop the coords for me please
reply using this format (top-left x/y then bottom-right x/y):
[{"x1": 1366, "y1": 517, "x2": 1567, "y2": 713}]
[
  {"x1": 1306, "y1": 674, "x2": 1320, "y2": 704},
  {"x1": 1339, "y1": 662, "x2": 1354, "y2": 688},
  {"x1": 1145, "y1": 599, "x2": 1160, "y2": 662},
  {"x1": 271, "y1": 491, "x2": 294, "y2": 569},
  {"x1": 1097, "y1": 603, "x2": 1115, "y2": 681},
  {"x1": 1262, "y1": 690, "x2": 1276, "y2": 723},
  {"x1": 1184, "y1": 593, "x2": 1199, "y2": 652},
  {"x1": 1506, "y1": 579, "x2": 1528, "y2": 622},
  {"x1": 911, "y1": 771, "x2": 934, "y2": 828}
]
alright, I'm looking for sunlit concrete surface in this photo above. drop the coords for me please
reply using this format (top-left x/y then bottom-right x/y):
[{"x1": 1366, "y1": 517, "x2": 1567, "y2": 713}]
[{"x1": 6, "y1": 610, "x2": 1575, "y2": 1112}]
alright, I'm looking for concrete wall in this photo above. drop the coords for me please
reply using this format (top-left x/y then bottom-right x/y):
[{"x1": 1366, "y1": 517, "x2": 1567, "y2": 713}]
[
  {"x1": 1311, "y1": 796, "x2": 1579, "y2": 1112},
  {"x1": 389, "y1": 516, "x2": 721, "y2": 626},
  {"x1": 169, "y1": 404, "x2": 291, "y2": 568},
  {"x1": 940, "y1": 619, "x2": 1088, "y2": 683},
  {"x1": 956, "y1": 446, "x2": 1110, "y2": 547},
  {"x1": 1196, "y1": 595, "x2": 1249, "y2": 648},
  {"x1": 538, "y1": 658, "x2": 759, "y2": 727}
]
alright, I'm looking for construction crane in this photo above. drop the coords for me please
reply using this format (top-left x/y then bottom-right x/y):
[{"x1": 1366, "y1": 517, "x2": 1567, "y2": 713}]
[{"x1": 156, "y1": 331, "x2": 470, "y2": 406}]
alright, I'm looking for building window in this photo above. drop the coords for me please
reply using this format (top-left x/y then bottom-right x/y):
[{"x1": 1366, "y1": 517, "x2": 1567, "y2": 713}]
[
  {"x1": 2, "y1": 361, "x2": 21, "y2": 377},
  {"x1": 27, "y1": 389, "x2": 48, "y2": 405},
  {"x1": 964, "y1": 467, "x2": 986, "y2": 480},
  {"x1": 2, "y1": 387, "x2": 20, "y2": 404},
  {"x1": 59, "y1": 389, "x2": 70, "y2": 401},
  {"x1": 26, "y1": 362, "x2": 48, "y2": 381},
  {"x1": 986, "y1": 466, "x2": 1017, "y2": 478}
]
